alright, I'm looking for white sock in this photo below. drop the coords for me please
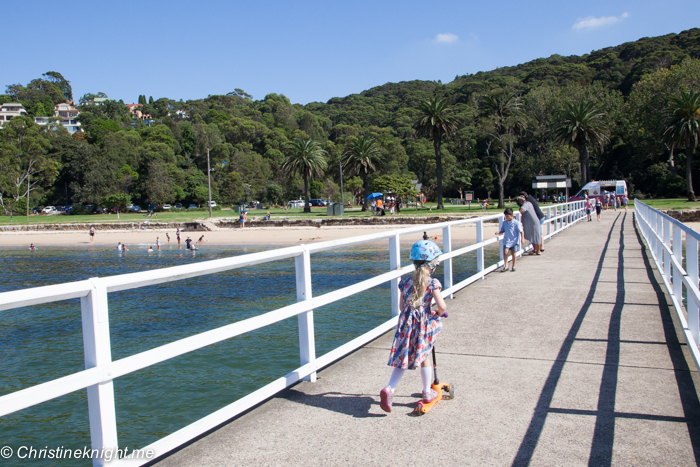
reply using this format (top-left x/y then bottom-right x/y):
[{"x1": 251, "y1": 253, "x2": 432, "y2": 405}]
[
  {"x1": 421, "y1": 366, "x2": 433, "y2": 393},
  {"x1": 388, "y1": 368, "x2": 405, "y2": 390}
]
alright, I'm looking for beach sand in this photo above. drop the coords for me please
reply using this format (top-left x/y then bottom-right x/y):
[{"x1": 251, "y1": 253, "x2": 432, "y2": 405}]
[{"x1": 0, "y1": 223, "x2": 499, "y2": 247}]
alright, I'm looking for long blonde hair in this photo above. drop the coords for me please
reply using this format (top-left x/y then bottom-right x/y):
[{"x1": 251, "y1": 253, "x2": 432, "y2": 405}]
[{"x1": 408, "y1": 260, "x2": 435, "y2": 308}]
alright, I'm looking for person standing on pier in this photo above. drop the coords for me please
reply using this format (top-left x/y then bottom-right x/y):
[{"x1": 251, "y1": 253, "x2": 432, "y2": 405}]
[
  {"x1": 496, "y1": 208, "x2": 524, "y2": 272},
  {"x1": 519, "y1": 191, "x2": 545, "y2": 253},
  {"x1": 380, "y1": 240, "x2": 447, "y2": 413},
  {"x1": 516, "y1": 196, "x2": 542, "y2": 256}
]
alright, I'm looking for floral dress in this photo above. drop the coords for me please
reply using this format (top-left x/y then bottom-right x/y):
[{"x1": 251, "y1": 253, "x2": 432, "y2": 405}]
[{"x1": 388, "y1": 276, "x2": 443, "y2": 369}]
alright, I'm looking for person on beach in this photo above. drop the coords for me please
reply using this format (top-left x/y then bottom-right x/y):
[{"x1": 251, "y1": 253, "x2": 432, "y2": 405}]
[
  {"x1": 176, "y1": 228, "x2": 181, "y2": 245},
  {"x1": 197, "y1": 235, "x2": 205, "y2": 244},
  {"x1": 166, "y1": 232, "x2": 171, "y2": 244},
  {"x1": 516, "y1": 196, "x2": 542, "y2": 255},
  {"x1": 264, "y1": 211, "x2": 271, "y2": 221},
  {"x1": 185, "y1": 237, "x2": 193, "y2": 250},
  {"x1": 89, "y1": 226, "x2": 95, "y2": 243},
  {"x1": 496, "y1": 208, "x2": 524, "y2": 272},
  {"x1": 596, "y1": 198, "x2": 603, "y2": 222},
  {"x1": 379, "y1": 240, "x2": 447, "y2": 413},
  {"x1": 156, "y1": 237, "x2": 161, "y2": 250},
  {"x1": 585, "y1": 196, "x2": 593, "y2": 222},
  {"x1": 423, "y1": 232, "x2": 429, "y2": 240},
  {"x1": 29, "y1": 243, "x2": 37, "y2": 251},
  {"x1": 240, "y1": 210, "x2": 247, "y2": 228}
]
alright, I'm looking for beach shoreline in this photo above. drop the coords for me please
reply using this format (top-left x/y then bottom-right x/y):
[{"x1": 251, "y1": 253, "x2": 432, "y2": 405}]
[{"x1": 0, "y1": 224, "x2": 494, "y2": 247}]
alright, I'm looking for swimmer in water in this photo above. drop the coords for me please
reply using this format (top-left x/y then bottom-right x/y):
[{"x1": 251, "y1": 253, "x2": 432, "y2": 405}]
[
  {"x1": 29, "y1": 243, "x2": 37, "y2": 250},
  {"x1": 147, "y1": 245, "x2": 153, "y2": 252}
]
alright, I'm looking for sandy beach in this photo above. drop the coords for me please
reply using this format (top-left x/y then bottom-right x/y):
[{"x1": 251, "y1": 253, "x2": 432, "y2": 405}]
[{"x1": 0, "y1": 223, "x2": 498, "y2": 247}]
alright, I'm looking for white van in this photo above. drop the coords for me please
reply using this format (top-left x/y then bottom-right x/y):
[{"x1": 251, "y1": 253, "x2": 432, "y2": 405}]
[{"x1": 571, "y1": 180, "x2": 627, "y2": 201}]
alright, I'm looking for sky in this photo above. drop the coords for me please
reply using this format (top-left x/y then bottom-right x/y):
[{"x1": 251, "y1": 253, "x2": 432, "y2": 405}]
[{"x1": 4, "y1": 0, "x2": 699, "y2": 105}]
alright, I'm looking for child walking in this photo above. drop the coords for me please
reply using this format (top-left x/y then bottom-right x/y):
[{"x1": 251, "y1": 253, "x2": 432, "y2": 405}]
[
  {"x1": 380, "y1": 240, "x2": 447, "y2": 413},
  {"x1": 496, "y1": 208, "x2": 524, "y2": 272}
]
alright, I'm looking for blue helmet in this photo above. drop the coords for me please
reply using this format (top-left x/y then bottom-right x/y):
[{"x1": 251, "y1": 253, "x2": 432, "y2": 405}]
[{"x1": 410, "y1": 240, "x2": 442, "y2": 262}]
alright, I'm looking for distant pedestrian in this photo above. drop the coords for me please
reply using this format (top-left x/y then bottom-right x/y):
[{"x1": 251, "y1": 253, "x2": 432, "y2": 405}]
[
  {"x1": 496, "y1": 208, "x2": 524, "y2": 272},
  {"x1": 585, "y1": 196, "x2": 593, "y2": 222},
  {"x1": 611, "y1": 195, "x2": 617, "y2": 211},
  {"x1": 516, "y1": 196, "x2": 542, "y2": 255},
  {"x1": 596, "y1": 198, "x2": 602, "y2": 222},
  {"x1": 622, "y1": 195, "x2": 629, "y2": 211},
  {"x1": 89, "y1": 226, "x2": 95, "y2": 243},
  {"x1": 176, "y1": 228, "x2": 181, "y2": 244},
  {"x1": 239, "y1": 210, "x2": 247, "y2": 228}
]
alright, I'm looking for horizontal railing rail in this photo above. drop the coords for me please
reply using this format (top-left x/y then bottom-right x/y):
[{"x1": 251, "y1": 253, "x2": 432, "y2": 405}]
[
  {"x1": 0, "y1": 201, "x2": 585, "y2": 466},
  {"x1": 634, "y1": 200, "x2": 700, "y2": 371}
]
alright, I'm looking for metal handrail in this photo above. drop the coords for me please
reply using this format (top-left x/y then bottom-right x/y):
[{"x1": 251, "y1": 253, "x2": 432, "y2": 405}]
[
  {"x1": 0, "y1": 201, "x2": 585, "y2": 466},
  {"x1": 634, "y1": 200, "x2": 700, "y2": 372}
]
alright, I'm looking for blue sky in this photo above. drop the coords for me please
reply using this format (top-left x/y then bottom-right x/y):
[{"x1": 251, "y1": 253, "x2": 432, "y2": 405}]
[{"x1": 4, "y1": 0, "x2": 699, "y2": 105}]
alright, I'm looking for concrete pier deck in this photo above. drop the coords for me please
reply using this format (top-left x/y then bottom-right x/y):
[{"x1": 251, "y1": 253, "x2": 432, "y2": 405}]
[{"x1": 155, "y1": 211, "x2": 700, "y2": 466}]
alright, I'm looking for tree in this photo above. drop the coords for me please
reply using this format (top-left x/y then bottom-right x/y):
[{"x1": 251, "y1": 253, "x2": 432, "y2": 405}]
[
  {"x1": 0, "y1": 116, "x2": 57, "y2": 214},
  {"x1": 553, "y1": 98, "x2": 609, "y2": 187},
  {"x1": 102, "y1": 193, "x2": 131, "y2": 219},
  {"x1": 42, "y1": 71, "x2": 72, "y2": 102},
  {"x1": 664, "y1": 90, "x2": 700, "y2": 201},
  {"x1": 282, "y1": 139, "x2": 328, "y2": 213},
  {"x1": 413, "y1": 97, "x2": 457, "y2": 209},
  {"x1": 481, "y1": 90, "x2": 526, "y2": 208},
  {"x1": 341, "y1": 135, "x2": 384, "y2": 211}
]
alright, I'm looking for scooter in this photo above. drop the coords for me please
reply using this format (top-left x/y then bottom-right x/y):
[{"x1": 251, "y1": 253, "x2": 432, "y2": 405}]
[{"x1": 414, "y1": 314, "x2": 454, "y2": 415}]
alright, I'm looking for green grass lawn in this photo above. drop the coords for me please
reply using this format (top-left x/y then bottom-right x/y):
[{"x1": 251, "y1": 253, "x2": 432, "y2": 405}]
[
  {"x1": 631, "y1": 198, "x2": 700, "y2": 211},
  {"x1": 0, "y1": 203, "x2": 518, "y2": 226}
]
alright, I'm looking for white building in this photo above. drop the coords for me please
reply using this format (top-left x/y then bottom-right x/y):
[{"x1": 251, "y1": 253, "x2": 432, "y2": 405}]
[
  {"x1": 34, "y1": 102, "x2": 82, "y2": 134},
  {"x1": 0, "y1": 103, "x2": 28, "y2": 127}
]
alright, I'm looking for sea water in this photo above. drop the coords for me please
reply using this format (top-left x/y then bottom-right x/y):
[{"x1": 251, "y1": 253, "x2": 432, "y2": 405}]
[{"x1": 0, "y1": 240, "x2": 498, "y2": 465}]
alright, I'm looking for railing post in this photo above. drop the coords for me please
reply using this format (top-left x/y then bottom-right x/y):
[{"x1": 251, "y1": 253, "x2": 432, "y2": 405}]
[
  {"x1": 476, "y1": 219, "x2": 484, "y2": 279},
  {"x1": 687, "y1": 237, "x2": 699, "y2": 346},
  {"x1": 663, "y1": 218, "x2": 671, "y2": 282},
  {"x1": 442, "y1": 225, "x2": 453, "y2": 298},
  {"x1": 499, "y1": 214, "x2": 505, "y2": 265},
  {"x1": 657, "y1": 214, "x2": 664, "y2": 266},
  {"x1": 81, "y1": 278, "x2": 118, "y2": 467},
  {"x1": 674, "y1": 225, "x2": 683, "y2": 305},
  {"x1": 546, "y1": 207, "x2": 551, "y2": 236},
  {"x1": 558, "y1": 205, "x2": 562, "y2": 231},
  {"x1": 389, "y1": 233, "x2": 401, "y2": 315},
  {"x1": 295, "y1": 247, "x2": 316, "y2": 382}
]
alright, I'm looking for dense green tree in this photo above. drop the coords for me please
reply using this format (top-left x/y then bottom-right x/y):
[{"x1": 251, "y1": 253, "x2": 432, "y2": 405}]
[
  {"x1": 341, "y1": 135, "x2": 384, "y2": 211},
  {"x1": 413, "y1": 97, "x2": 457, "y2": 209},
  {"x1": 664, "y1": 90, "x2": 700, "y2": 201},
  {"x1": 282, "y1": 139, "x2": 327, "y2": 213}
]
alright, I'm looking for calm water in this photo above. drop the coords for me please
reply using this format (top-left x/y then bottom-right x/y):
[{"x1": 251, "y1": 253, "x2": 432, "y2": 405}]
[{"x1": 0, "y1": 239, "x2": 498, "y2": 465}]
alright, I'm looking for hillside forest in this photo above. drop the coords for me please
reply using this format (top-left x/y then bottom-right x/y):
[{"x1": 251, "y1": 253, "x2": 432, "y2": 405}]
[{"x1": 1, "y1": 28, "x2": 700, "y2": 214}]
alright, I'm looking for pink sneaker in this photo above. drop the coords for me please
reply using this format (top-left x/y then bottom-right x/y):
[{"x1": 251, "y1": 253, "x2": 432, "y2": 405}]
[
  {"x1": 380, "y1": 386, "x2": 393, "y2": 412},
  {"x1": 422, "y1": 388, "x2": 438, "y2": 403}
]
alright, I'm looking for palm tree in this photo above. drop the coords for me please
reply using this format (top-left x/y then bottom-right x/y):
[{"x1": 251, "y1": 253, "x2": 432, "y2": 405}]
[
  {"x1": 341, "y1": 135, "x2": 384, "y2": 211},
  {"x1": 282, "y1": 139, "x2": 328, "y2": 213},
  {"x1": 414, "y1": 97, "x2": 457, "y2": 209},
  {"x1": 664, "y1": 90, "x2": 700, "y2": 201},
  {"x1": 553, "y1": 99, "x2": 609, "y2": 187}
]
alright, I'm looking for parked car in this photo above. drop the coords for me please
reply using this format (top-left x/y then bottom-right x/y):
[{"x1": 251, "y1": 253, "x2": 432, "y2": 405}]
[
  {"x1": 41, "y1": 206, "x2": 56, "y2": 214},
  {"x1": 207, "y1": 201, "x2": 217, "y2": 207},
  {"x1": 31, "y1": 207, "x2": 40, "y2": 214},
  {"x1": 129, "y1": 205, "x2": 141, "y2": 212},
  {"x1": 148, "y1": 203, "x2": 157, "y2": 211},
  {"x1": 188, "y1": 204, "x2": 197, "y2": 209},
  {"x1": 287, "y1": 200, "x2": 304, "y2": 208},
  {"x1": 64, "y1": 205, "x2": 73, "y2": 212},
  {"x1": 308, "y1": 199, "x2": 327, "y2": 207},
  {"x1": 163, "y1": 204, "x2": 172, "y2": 210},
  {"x1": 174, "y1": 203, "x2": 183, "y2": 209}
]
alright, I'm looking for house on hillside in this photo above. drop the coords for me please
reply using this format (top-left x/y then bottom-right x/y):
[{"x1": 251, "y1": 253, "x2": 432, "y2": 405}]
[
  {"x1": 33, "y1": 102, "x2": 82, "y2": 134},
  {"x1": 126, "y1": 103, "x2": 151, "y2": 120},
  {"x1": 0, "y1": 103, "x2": 28, "y2": 127}
]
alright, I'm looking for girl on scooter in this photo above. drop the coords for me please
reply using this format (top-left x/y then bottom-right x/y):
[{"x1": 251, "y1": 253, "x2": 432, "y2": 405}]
[{"x1": 380, "y1": 240, "x2": 447, "y2": 413}]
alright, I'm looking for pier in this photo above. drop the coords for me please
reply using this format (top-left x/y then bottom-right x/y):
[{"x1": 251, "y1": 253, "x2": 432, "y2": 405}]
[{"x1": 156, "y1": 210, "x2": 700, "y2": 466}]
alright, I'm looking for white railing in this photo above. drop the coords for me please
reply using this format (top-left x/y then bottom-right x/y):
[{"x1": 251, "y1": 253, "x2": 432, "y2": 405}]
[
  {"x1": 0, "y1": 201, "x2": 584, "y2": 466},
  {"x1": 634, "y1": 200, "x2": 700, "y2": 371}
]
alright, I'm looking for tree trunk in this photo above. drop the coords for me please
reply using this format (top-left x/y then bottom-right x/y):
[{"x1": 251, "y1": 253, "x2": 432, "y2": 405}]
[
  {"x1": 303, "y1": 174, "x2": 311, "y2": 213},
  {"x1": 667, "y1": 144, "x2": 677, "y2": 175},
  {"x1": 361, "y1": 174, "x2": 369, "y2": 211},
  {"x1": 585, "y1": 146, "x2": 591, "y2": 186},
  {"x1": 578, "y1": 146, "x2": 587, "y2": 187},
  {"x1": 687, "y1": 144, "x2": 696, "y2": 202},
  {"x1": 497, "y1": 162, "x2": 505, "y2": 209},
  {"x1": 434, "y1": 137, "x2": 444, "y2": 209}
]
